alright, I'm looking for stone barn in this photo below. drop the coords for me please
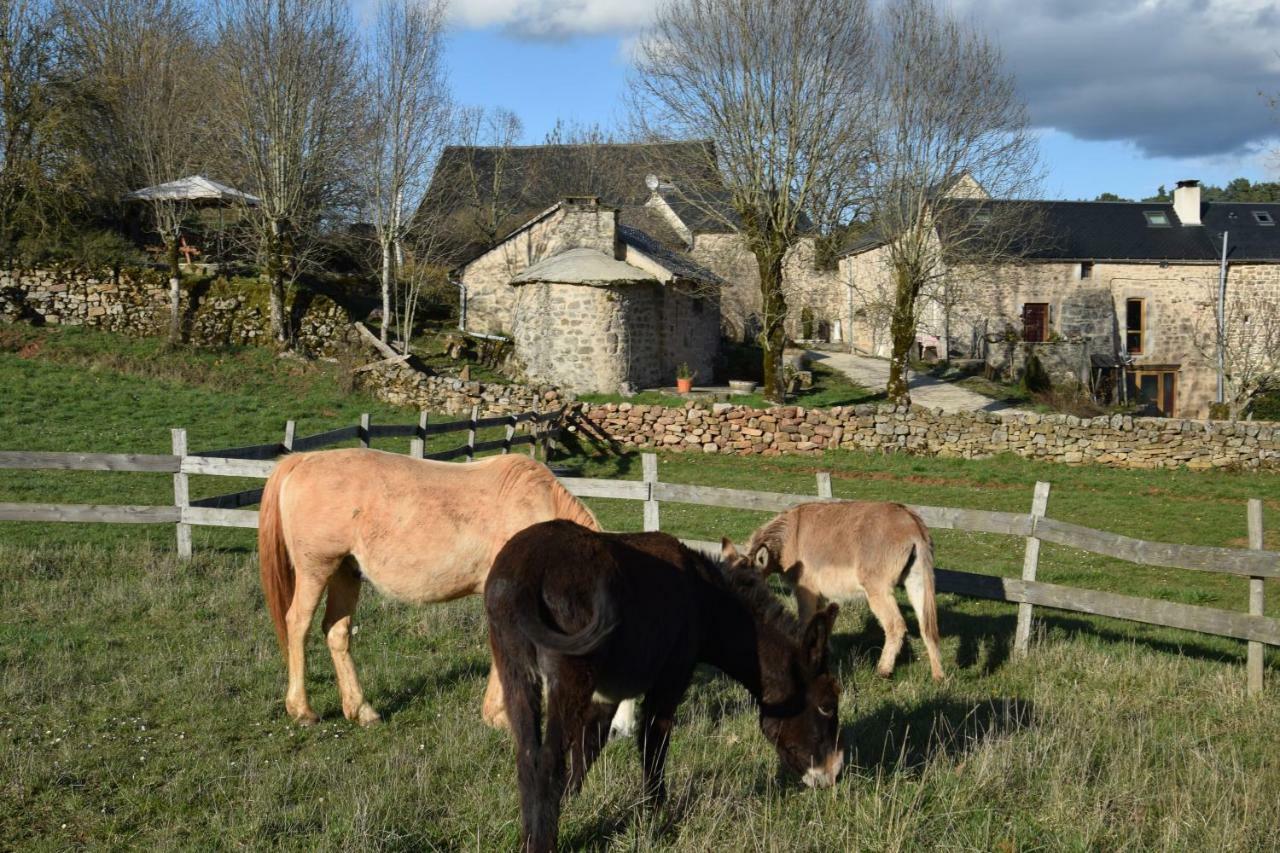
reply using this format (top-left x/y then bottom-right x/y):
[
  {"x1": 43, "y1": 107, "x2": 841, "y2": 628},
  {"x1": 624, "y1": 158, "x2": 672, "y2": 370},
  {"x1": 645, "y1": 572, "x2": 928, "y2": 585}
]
[{"x1": 456, "y1": 195, "x2": 720, "y2": 394}]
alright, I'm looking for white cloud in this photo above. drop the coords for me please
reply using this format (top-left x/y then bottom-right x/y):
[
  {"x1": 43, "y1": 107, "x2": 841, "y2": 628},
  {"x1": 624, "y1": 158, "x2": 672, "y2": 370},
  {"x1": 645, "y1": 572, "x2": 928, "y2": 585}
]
[{"x1": 450, "y1": 0, "x2": 659, "y2": 39}]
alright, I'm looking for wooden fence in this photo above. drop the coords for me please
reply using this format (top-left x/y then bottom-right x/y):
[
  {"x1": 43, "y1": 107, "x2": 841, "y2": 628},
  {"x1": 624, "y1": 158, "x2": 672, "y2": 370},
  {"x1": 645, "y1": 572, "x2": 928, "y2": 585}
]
[{"x1": 0, "y1": 431, "x2": 1276, "y2": 695}]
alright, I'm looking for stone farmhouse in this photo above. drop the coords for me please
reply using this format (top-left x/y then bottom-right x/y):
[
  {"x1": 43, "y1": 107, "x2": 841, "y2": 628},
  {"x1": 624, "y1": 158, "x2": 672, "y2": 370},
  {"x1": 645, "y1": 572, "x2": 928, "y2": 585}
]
[
  {"x1": 837, "y1": 178, "x2": 1280, "y2": 418},
  {"x1": 421, "y1": 140, "x2": 843, "y2": 392}
]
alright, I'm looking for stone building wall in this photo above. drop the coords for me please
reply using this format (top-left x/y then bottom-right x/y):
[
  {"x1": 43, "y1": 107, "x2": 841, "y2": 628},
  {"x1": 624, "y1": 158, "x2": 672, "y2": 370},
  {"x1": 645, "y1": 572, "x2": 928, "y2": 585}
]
[
  {"x1": 0, "y1": 267, "x2": 357, "y2": 355},
  {"x1": 578, "y1": 400, "x2": 1279, "y2": 470}
]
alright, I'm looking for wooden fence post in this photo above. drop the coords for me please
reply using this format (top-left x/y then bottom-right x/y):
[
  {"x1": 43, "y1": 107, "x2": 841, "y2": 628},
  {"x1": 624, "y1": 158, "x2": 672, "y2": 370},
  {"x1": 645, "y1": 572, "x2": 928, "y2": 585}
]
[
  {"x1": 1248, "y1": 498, "x2": 1265, "y2": 696},
  {"x1": 171, "y1": 428, "x2": 191, "y2": 560},
  {"x1": 282, "y1": 420, "x2": 295, "y2": 453},
  {"x1": 502, "y1": 414, "x2": 516, "y2": 454},
  {"x1": 816, "y1": 472, "x2": 832, "y2": 499},
  {"x1": 642, "y1": 452, "x2": 660, "y2": 532},
  {"x1": 411, "y1": 411, "x2": 427, "y2": 458},
  {"x1": 466, "y1": 405, "x2": 479, "y2": 462},
  {"x1": 1014, "y1": 481, "x2": 1052, "y2": 656},
  {"x1": 359, "y1": 413, "x2": 371, "y2": 449}
]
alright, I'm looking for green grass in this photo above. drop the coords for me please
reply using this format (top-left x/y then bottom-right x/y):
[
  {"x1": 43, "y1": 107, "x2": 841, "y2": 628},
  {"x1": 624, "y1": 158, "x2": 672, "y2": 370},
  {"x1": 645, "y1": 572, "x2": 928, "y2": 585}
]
[
  {"x1": 3, "y1": 322, "x2": 1280, "y2": 849},
  {"x1": 579, "y1": 362, "x2": 879, "y2": 410}
]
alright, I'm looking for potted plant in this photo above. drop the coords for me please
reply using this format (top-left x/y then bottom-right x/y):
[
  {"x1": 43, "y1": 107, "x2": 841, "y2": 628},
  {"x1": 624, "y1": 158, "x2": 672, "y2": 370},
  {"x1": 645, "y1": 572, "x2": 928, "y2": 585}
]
[{"x1": 675, "y1": 362, "x2": 696, "y2": 393}]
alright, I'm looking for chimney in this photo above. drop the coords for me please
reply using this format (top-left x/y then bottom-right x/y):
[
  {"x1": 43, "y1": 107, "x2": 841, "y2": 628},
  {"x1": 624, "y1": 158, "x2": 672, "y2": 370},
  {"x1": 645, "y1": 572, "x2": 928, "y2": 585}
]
[{"x1": 1173, "y1": 179, "x2": 1201, "y2": 226}]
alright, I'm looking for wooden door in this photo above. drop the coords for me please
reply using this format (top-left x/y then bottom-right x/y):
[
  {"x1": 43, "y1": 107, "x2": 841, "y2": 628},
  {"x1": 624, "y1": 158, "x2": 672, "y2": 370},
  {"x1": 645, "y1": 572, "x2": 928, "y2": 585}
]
[{"x1": 1022, "y1": 303, "x2": 1048, "y2": 342}]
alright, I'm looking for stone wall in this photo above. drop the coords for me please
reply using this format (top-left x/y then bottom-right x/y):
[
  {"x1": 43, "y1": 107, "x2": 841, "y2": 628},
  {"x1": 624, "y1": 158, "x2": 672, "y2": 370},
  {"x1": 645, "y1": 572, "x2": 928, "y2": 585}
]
[
  {"x1": 363, "y1": 361, "x2": 567, "y2": 417},
  {"x1": 577, "y1": 400, "x2": 1280, "y2": 470},
  {"x1": 0, "y1": 267, "x2": 358, "y2": 356}
]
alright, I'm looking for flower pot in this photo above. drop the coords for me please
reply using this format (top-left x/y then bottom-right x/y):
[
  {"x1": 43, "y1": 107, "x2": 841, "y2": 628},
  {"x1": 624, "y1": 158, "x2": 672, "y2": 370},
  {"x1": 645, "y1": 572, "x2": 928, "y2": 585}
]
[
  {"x1": 676, "y1": 377, "x2": 694, "y2": 393},
  {"x1": 728, "y1": 380, "x2": 757, "y2": 395}
]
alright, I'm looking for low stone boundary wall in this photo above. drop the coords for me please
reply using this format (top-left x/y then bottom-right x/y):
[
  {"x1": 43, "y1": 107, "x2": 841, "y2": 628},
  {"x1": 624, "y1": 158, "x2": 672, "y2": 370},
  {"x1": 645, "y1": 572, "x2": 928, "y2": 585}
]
[
  {"x1": 365, "y1": 361, "x2": 566, "y2": 417},
  {"x1": 578, "y1": 401, "x2": 1280, "y2": 470}
]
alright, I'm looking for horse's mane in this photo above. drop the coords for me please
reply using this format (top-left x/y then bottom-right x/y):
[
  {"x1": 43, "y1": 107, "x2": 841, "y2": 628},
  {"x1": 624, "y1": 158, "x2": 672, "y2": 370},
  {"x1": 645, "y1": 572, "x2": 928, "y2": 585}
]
[
  {"x1": 747, "y1": 511, "x2": 790, "y2": 558},
  {"x1": 691, "y1": 546, "x2": 801, "y2": 639},
  {"x1": 496, "y1": 455, "x2": 600, "y2": 531}
]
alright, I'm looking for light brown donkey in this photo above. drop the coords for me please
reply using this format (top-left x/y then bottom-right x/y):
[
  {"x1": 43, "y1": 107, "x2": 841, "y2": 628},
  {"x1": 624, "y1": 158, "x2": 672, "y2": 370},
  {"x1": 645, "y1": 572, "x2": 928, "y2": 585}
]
[
  {"x1": 746, "y1": 501, "x2": 944, "y2": 681},
  {"x1": 258, "y1": 447, "x2": 601, "y2": 728}
]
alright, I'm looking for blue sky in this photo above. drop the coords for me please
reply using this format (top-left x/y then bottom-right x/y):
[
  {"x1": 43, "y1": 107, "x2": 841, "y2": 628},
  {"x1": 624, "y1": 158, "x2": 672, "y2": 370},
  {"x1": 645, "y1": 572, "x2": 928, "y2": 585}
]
[{"x1": 441, "y1": 1, "x2": 1280, "y2": 202}]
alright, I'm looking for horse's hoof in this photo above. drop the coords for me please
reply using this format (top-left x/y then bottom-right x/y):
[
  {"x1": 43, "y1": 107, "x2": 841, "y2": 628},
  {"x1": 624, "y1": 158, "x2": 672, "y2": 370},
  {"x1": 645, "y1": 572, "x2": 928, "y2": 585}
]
[
  {"x1": 357, "y1": 704, "x2": 382, "y2": 727},
  {"x1": 292, "y1": 711, "x2": 320, "y2": 726},
  {"x1": 875, "y1": 669, "x2": 894, "y2": 679}
]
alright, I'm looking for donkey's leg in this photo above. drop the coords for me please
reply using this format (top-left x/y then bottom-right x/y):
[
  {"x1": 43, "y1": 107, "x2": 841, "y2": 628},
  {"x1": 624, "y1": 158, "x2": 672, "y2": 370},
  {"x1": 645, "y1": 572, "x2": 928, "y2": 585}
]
[
  {"x1": 637, "y1": 680, "x2": 686, "y2": 808},
  {"x1": 795, "y1": 583, "x2": 826, "y2": 627},
  {"x1": 492, "y1": 630, "x2": 552, "y2": 853},
  {"x1": 284, "y1": 571, "x2": 327, "y2": 725},
  {"x1": 567, "y1": 699, "x2": 618, "y2": 796},
  {"x1": 322, "y1": 561, "x2": 380, "y2": 726},
  {"x1": 903, "y1": 566, "x2": 945, "y2": 681},
  {"x1": 864, "y1": 585, "x2": 908, "y2": 679}
]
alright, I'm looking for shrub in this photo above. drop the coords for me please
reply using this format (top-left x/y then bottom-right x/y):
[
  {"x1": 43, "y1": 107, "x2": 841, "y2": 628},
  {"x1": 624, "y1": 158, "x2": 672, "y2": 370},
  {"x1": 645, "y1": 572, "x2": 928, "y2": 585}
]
[{"x1": 1021, "y1": 353, "x2": 1052, "y2": 394}]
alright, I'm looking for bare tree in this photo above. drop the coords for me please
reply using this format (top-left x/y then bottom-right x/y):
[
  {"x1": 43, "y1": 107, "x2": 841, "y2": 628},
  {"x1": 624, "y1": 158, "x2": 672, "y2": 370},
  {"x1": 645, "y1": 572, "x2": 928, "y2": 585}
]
[
  {"x1": 360, "y1": 0, "x2": 449, "y2": 346},
  {"x1": 867, "y1": 0, "x2": 1040, "y2": 402},
  {"x1": 61, "y1": 0, "x2": 208, "y2": 343},
  {"x1": 631, "y1": 0, "x2": 875, "y2": 401},
  {"x1": 451, "y1": 106, "x2": 525, "y2": 251},
  {"x1": 1193, "y1": 279, "x2": 1280, "y2": 420},
  {"x1": 0, "y1": 0, "x2": 62, "y2": 258},
  {"x1": 212, "y1": 0, "x2": 360, "y2": 345}
]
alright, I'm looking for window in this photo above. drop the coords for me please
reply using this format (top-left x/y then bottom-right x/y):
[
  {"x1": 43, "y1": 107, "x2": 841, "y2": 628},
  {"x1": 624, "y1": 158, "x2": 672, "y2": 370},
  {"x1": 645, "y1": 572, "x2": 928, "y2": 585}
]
[
  {"x1": 1126, "y1": 369, "x2": 1177, "y2": 417},
  {"x1": 1144, "y1": 211, "x2": 1170, "y2": 227},
  {"x1": 1022, "y1": 302, "x2": 1049, "y2": 342},
  {"x1": 1253, "y1": 210, "x2": 1275, "y2": 226},
  {"x1": 972, "y1": 209, "x2": 991, "y2": 225},
  {"x1": 1125, "y1": 298, "x2": 1144, "y2": 354},
  {"x1": 1080, "y1": 262, "x2": 1094, "y2": 279}
]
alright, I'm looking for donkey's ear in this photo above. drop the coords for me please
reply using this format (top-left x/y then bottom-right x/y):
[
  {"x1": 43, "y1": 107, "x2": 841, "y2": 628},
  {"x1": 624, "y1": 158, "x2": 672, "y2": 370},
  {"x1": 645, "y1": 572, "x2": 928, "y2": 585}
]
[
  {"x1": 752, "y1": 545, "x2": 772, "y2": 572},
  {"x1": 721, "y1": 538, "x2": 740, "y2": 561},
  {"x1": 802, "y1": 603, "x2": 840, "y2": 673}
]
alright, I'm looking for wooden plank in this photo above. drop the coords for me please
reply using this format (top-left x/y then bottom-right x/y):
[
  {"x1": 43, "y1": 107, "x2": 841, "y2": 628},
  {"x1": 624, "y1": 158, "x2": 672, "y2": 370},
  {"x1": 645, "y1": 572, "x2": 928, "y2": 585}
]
[
  {"x1": 0, "y1": 502, "x2": 179, "y2": 524},
  {"x1": 466, "y1": 405, "x2": 478, "y2": 462},
  {"x1": 652, "y1": 481, "x2": 815, "y2": 513},
  {"x1": 0, "y1": 450, "x2": 179, "y2": 473},
  {"x1": 420, "y1": 418, "x2": 471, "y2": 436},
  {"x1": 561, "y1": 478, "x2": 650, "y2": 500},
  {"x1": 906, "y1": 504, "x2": 1034, "y2": 537},
  {"x1": 1014, "y1": 481, "x2": 1051, "y2": 656},
  {"x1": 351, "y1": 354, "x2": 409, "y2": 374},
  {"x1": 423, "y1": 445, "x2": 470, "y2": 462},
  {"x1": 410, "y1": 411, "x2": 428, "y2": 458},
  {"x1": 1035, "y1": 517, "x2": 1280, "y2": 579},
  {"x1": 359, "y1": 413, "x2": 371, "y2": 448},
  {"x1": 354, "y1": 321, "x2": 405, "y2": 362},
  {"x1": 192, "y1": 441, "x2": 282, "y2": 461},
  {"x1": 182, "y1": 506, "x2": 260, "y2": 529},
  {"x1": 366, "y1": 423, "x2": 420, "y2": 439},
  {"x1": 288, "y1": 425, "x2": 361, "y2": 453},
  {"x1": 503, "y1": 416, "x2": 516, "y2": 455},
  {"x1": 189, "y1": 488, "x2": 264, "y2": 509},
  {"x1": 180, "y1": 456, "x2": 275, "y2": 478},
  {"x1": 816, "y1": 472, "x2": 833, "y2": 499},
  {"x1": 934, "y1": 569, "x2": 1280, "y2": 646},
  {"x1": 471, "y1": 437, "x2": 516, "y2": 454},
  {"x1": 282, "y1": 421, "x2": 296, "y2": 452},
  {"x1": 643, "y1": 453, "x2": 660, "y2": 532},
  {"x1": 171, "y1": 429, "x2": 192, "y2": 560},
  {"x1": 1247, "y1": 499, "x2": 1265, "y2": 696}
]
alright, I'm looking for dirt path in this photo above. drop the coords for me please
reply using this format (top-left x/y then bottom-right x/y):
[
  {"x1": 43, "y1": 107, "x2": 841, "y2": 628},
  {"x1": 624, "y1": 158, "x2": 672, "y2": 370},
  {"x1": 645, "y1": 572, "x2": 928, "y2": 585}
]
[{"x1": 808, "y1": 350, "x2": 1027, "y2": 414}]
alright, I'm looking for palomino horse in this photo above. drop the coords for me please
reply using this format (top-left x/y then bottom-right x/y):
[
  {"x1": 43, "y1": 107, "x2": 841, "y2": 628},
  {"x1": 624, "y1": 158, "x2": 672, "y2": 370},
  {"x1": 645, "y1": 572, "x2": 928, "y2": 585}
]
[
  {"x1": 747, "y1": 501, "x2": 944, "y2": 681},
  {"x1": 486, "y1": 520, "x2": 842, "y2": 853},
  {"x1": 258, "y1": 447, "x2": 613, "y2": 729}
]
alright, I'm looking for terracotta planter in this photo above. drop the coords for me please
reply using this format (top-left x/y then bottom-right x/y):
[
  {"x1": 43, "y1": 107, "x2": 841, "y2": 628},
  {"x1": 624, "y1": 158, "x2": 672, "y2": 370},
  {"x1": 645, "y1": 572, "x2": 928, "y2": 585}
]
[{"x1": 676, "y1": 377, "x2": 694, "y2": 393}]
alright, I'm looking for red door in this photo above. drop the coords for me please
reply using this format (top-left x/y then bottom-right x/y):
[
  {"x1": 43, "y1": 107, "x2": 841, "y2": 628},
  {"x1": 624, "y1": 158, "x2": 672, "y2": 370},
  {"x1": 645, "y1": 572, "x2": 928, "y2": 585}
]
[{"x1": 1022, "y1": 303, "x2": 1048, "y2": 342}]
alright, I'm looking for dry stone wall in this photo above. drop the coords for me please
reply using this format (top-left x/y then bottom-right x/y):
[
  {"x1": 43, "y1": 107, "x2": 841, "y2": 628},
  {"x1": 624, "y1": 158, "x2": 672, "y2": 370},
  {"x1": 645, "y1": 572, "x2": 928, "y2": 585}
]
[
  {"x1": 364, "y1": 361, "x2": 567, "y2": 417},
  {"x1": 578, "y1": 400, "x2": 1279, "y2": 470},
  {"x1": 0, "y1": 267, "x2": 358, "y2": 355}
]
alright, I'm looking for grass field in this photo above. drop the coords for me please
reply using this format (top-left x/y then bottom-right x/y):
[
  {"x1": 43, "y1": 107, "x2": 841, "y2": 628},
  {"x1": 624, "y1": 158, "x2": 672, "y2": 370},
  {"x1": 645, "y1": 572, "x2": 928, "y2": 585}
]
[{"x1": 3, "y1": 324, "x2": 1280, "y2": 850}]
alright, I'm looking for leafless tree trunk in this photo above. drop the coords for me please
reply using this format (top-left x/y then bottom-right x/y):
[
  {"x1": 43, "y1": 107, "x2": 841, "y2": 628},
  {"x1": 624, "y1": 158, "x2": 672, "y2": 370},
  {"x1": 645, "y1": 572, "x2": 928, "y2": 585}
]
[
  {"x1": 360, "y1": 0, "x2": 449, "y2": 347},
  {"x1": 212, "y1": 0, "x2": 360, "y2": 347},
  {"x1": 867, "y1": 0, "x2": 1041, "y2": 403},
  {"x1": 60, "y1": 0, "x2": 208, "y2": 343},
  {"x1": 1193, "y1": 278, "x2": 1280, "y2": 419},
  {"x1": 631, "y1": 0, "x2": 875, "y2": 402}
]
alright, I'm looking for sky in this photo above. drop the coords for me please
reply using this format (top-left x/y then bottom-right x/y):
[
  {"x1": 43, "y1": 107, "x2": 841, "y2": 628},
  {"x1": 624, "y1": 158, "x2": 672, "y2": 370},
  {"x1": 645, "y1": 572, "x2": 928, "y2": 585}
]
[{"x1": 438, "y1": 0, "x2": 1280, "y2": 201}]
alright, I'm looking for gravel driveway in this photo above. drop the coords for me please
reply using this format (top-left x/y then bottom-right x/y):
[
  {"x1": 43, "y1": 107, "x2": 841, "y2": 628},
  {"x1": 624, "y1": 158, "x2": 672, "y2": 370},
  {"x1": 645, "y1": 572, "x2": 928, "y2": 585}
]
[{"x1": 808, "y1": 349, "x2": 1026, "y2": 414}]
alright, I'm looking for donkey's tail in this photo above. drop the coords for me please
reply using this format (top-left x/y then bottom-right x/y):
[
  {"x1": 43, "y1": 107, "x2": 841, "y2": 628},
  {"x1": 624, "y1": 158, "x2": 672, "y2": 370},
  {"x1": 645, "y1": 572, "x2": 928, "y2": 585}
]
[
  {"x1": 909, "y1": 540, "x2": 941, "y2": 650},
  {"x1": 514, "y1": 578, "x2": 618, "y2": 656},
  {"x1": 258, "y1": 454, "x2": 305, "y2": 655}
]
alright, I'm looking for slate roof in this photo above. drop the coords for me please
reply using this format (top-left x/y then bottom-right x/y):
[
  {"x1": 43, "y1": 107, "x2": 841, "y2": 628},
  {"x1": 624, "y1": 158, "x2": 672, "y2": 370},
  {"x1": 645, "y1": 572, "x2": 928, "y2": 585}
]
[
  {"x1": 510, "y1": 248, "x2": 659, "y2": 286},
  {"x1": 839, "y1": 199, "x2": 1280, "y2": 263},
  {"x1": 617, "y1": 224, "x2": 723, "y2": 286},
  {"x1": 418, "y1": 140, "x2": 725, "y2": 265}
]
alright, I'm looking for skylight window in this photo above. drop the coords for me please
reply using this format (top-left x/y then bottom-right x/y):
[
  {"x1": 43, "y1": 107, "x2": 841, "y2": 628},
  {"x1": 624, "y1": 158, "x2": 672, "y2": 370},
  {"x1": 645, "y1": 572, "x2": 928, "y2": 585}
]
[
  {"x1": 1144, "y1": 211, "x2": 1170, "y2": 227},
  {"x1": 1253, "y1": 210, "x2": 1274, "y2": 226}
]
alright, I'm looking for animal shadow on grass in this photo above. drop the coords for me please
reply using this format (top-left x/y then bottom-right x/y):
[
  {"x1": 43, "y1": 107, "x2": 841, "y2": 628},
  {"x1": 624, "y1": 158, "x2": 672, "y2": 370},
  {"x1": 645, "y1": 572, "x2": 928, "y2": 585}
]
[
  {"x1": 844, "y1": 696, "x2": 1036, "y2": 774},
  {"x1": 377, "y1": 658, "x2": 489, "y2": 719}
]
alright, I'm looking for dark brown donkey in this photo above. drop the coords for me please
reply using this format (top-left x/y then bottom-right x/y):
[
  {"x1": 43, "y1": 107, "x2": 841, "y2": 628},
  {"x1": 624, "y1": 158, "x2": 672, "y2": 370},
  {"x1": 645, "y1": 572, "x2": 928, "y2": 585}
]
[{"x1": 485, "y1": 520, "x2": 843, "y2": 853}]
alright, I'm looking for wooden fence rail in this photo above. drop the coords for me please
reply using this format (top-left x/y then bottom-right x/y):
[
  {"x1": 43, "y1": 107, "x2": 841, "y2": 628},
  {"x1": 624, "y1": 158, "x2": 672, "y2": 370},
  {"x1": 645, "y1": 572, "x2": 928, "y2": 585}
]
[{"x1": 0, "y1": 441, "x2": 1275, "y2": 694}]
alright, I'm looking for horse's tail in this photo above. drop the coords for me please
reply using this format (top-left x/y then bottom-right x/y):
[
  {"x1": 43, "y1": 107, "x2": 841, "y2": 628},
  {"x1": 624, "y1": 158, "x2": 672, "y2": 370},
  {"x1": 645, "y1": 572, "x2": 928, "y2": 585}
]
[
  {"x1": 258, "y1": 453, "x2": 305, "y2": 654},
  {"x1": 513, "y1": 576, "x2": 617, "y2": 655}
]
